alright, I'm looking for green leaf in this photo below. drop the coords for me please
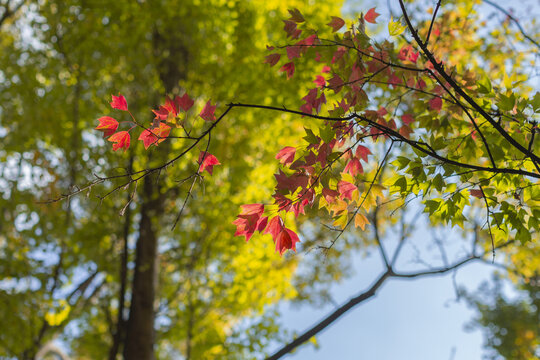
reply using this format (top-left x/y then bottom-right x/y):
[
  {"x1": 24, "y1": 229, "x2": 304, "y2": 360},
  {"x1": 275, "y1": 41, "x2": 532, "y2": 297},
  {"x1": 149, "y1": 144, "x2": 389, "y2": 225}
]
[
  {"x1": 393, "y1": 156, "x2": 411, "y2": 170},
  {"x1": 497, "y1": 93, "x2": 516, "y2": 111},
  {"x1": 333, "y1": 213, "x2": 348, "y2": 228},
  {"x1": 303, "y1": 127, "x2": 319, "y2": 144},
  {"x1": 531, "y1": 92, "x2": 540, "y2": 112},
  {"x1": 393, "y1": 176, "x2": 407, "y2": 193},
  {"x1": 319, "y1": 124, "x2": 335, "y2": 144},
  {"x1": 477, "y1": 75, "x2": 492, "y2": 94},
  {"x1": 433, "y1": 173, "x2": 444, "y2": 192},
  {"x1": 424, "y1": 200, "x2": 440, "y2": 214}
]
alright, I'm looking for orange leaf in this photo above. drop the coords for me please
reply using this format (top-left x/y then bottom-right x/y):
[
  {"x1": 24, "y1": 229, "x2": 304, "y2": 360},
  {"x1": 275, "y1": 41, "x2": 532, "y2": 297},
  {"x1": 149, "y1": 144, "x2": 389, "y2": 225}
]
[
  {"x1": 95, "y1": 116, "x2": 119, "y2": 138},
  {"x1": 354, "y1": 213, "x2": 369, "y2": 230},
  {"x1": 108, "y1": 131, "x2": 130, "y2": 152}
]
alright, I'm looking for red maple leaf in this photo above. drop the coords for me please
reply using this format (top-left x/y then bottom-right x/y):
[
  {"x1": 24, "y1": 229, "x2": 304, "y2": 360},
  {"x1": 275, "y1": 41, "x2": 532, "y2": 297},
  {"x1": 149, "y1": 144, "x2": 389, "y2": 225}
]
[
  {"x1": 388, "y1": 73, "x2": 402, "y2": 87},
  {"x1": 322, "y1": 188, "x2": 340, "y2": 203},
  {"x1": 239, "y1": 203, "x2": 265, "y2": 217},
  {"x1": 273, "y1": 193, "x2": 293, "y2": 212},
  {"x1": 264, "y1": 216, "x2": 284, "y2": 239},
  {"x1": 274, "y1": 228, "x2": 300, "y2": 255},
  {"x1": 198, "y1": 151, "x2": 220, "y2": 175},
  {"x1": 470, "y1": 189, "x2": 484, "y2": 198},
  {"x1": 153, "y1": 94, "x2": 195, "y2": 120},
  {"x1": 416, "y1": 78, "x2": 427, "y2": 90},
  {"x1": 233, "y1": 204, "x2": 268, "y2": 242},
  {"x1": 276, "y1": 146, "x2": 296, "y2": 165},
  {"x1": 338, "y1": 180, "x2": 357, "y2": 200},
  {"x1": 377, "y1": 107, "x2": 388, "y2": 116},
  {"x1": 275, "y1": 170, "x2": 308, "y2": 192},
  {"x1": 95, "y1": 116, "x2": 119, "y2": 138},
  {"x1": 303, "y1": 88, "x2": 318, "y2": 108},
  {"x1": 110, "y1": 94, "x2": 128, "y2": 111},
  {"x1": 177, "y1": 93, "x2": 194, "y2": 112},
  {"x1": 344, "y1": 158, "x2": 363, "y2": 176},
  {"x1": 291, "y1": 197, "x2": 307, "y2": 218},
  {"x1": 314, "y1": 75, "x2": 326, "y2": 88},
  {"x1": 199, "y1": 100, "x2": 217, "y2": 122},
  {"x1": 286, "y1": 46, "x2": 301, "y2": 60},
  {"x1": 280, "y1": 62, "x2": 295, "y2": 80},
  {"x1": 327, "y1": 74, "x2": 344, "y2": 93},
  {"x1": 108, "y1": 131, "x2": 130, "y2": 152},
  {"x1": 408, "y1": 51, "x2": 419, "y2": 63},
  {"x1": 283, "y1": 20, "x2": 301, "y2": 39},
  {"x1": 364, "y1": 8, "x2": 380, "y2": 24},
  {"x1": 264, "y1": 53, "x2": 281, "y2": 67},
  {"x1": 138, "y1": 122, "x2": 171, "y2": 149},
  {"x1": 164, "y1": 96, "x2": 178, "y2": 115},
  {"x1": 401, "y1": 114, "x2": 415, "y2": 125},
  {"x1": 327, "y1": 16, "x2": 345, "y2": 32},
  {"x1": 152, "y1": 106, "x2": 171, "y2": 121},
  {"x1": 429, "y1": 97, "x2": 443, "y2": 112},
  {"x1": 398, "y1": 45, "x2": 415, "y2": 62},
  {"x1": 332, "y1": 47, "x2": 347, "y2": 63},
  {"x1": 348, "y1": 63, "x2": 363, "y2": 84},
  {"x1": 399, "y1": 124, "x2": 413, "y2": 139},
  {"x1": 300, "y1": 34, "x2": 318, "y2": 47}
]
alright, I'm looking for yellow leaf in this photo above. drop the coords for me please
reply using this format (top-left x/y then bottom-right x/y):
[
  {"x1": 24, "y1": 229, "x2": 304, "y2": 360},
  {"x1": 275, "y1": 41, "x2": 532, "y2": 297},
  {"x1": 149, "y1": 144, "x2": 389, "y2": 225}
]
[
  {"x1": 333, "y1": 213, "x2": 349, "y2": 228},
  {"x1": 388, "y1": 17, "x2": 406, "y2": 36},
  {"x1": 330, "y1": 199, "x2": 348, "y2": 216},
  {"x1": 45, "y1": 301, "x2": 71, "y2": 326}
]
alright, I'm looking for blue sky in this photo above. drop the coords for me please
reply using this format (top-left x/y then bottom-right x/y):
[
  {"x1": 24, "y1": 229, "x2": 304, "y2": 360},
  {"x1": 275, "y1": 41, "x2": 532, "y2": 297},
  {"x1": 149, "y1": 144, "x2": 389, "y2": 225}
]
[{"x1": 275, "y1": 238, "x2": 495, "y2": 360}]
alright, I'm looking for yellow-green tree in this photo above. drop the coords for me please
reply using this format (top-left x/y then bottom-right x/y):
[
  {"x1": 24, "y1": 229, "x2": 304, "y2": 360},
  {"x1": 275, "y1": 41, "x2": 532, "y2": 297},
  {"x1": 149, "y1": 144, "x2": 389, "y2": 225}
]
[{"x1": 0, "y1": 1, "x2": 350, "y2": 359}]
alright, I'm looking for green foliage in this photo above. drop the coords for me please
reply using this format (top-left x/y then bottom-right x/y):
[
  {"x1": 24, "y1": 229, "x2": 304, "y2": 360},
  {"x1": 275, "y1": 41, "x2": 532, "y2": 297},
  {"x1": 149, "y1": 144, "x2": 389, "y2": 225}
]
[{"x1": 466, "y1": 276, "x2": 540, "y2": 360}]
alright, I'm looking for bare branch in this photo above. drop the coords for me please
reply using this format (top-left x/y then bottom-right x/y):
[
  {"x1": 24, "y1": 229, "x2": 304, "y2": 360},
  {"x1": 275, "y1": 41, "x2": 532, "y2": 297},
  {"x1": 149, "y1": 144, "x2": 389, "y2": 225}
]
[
  {"x1": 483, "y1": 0, "x2": 540, "y2": 49},
  {"x1": 265, "y1": 271, "x2": 391, "y2": 360},
  {"x1": 266, "y1": 236, "x2": 513, "y2": 359},
  {"x1": 425, "y1": 0, "x2": 442, "y2": 45}
]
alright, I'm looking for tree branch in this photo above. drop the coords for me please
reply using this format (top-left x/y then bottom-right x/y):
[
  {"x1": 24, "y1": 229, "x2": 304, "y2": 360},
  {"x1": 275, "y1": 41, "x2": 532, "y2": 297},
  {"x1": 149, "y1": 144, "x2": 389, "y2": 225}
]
[
  {"x1": 265, "y1": 271, "x2": 391, "y2": 360},
  {"x1": 266, "y1": 235, "x2": 514, "y2": 359},
  {"x1": 483, "y1": 0, "x2": 540, "y2": 49},
  {"x1": 425, "y1": 0, "x2": 442, "y2": 45},
  {"x1": 398, "y1": 0, "x2": 540, "y2": 168}
]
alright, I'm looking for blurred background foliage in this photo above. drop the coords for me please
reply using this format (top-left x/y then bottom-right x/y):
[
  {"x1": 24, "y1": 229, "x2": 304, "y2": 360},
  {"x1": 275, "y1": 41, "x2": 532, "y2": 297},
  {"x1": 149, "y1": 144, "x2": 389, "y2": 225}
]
[{"x1": 0, "y1": 0, "x2": 359, "y2": 358}]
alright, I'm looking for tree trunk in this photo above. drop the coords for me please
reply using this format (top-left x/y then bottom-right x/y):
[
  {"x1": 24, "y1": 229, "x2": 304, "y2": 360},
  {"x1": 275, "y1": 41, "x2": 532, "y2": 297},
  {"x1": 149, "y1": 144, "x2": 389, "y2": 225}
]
[
  {"x1": 108, "y1": 156, "x2": 133, "y2": 360},
  {"x1": 122, "y1": 21, "x2": 188, "y2": 360},
  {"x1": 123, "y1": 175, "x2": 160, "y2": 360}
]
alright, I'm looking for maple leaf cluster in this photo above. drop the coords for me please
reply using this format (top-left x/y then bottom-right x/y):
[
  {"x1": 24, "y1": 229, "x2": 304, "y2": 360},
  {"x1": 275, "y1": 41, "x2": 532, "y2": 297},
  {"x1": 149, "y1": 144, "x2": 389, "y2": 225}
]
[
  {"x1": 232, "y1": 8, "x2": 393, "y2": 255},
  {"x1": 96, "y1": 93, "x2": 220, "y2": 174},
  {"x1": 233, "y1": 204, "x2": 300, "y2": 255},
  {"x1": 235, "y1": 6, "x2": 463, "y2": 254}
]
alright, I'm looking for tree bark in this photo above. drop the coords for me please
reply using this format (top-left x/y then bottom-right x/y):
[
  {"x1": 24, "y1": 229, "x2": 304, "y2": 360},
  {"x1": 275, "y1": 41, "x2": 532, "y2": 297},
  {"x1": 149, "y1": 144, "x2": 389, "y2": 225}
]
[
  {"x1": 123, "y1": 175, "x2": 160, "y2": 360},
  {"x1": 108, "y1": 157, "x2": 133, "y2": 360},
  {"x1": 122, "y1": 20, "x2": 188, "y2": 360}
]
